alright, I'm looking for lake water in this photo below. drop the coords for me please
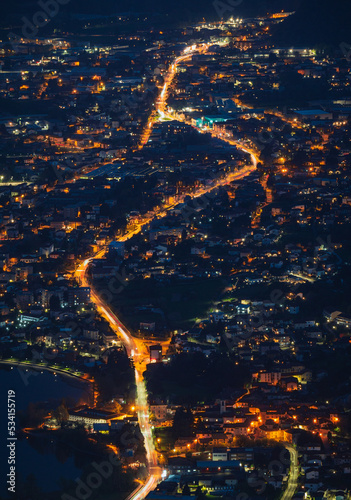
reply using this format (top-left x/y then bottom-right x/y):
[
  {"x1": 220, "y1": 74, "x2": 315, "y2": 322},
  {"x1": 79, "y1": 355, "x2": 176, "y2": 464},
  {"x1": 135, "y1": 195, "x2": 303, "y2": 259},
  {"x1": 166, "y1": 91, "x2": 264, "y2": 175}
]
[
  {"x1": 0, "y1": 365, "x2": 91, "y2": 411},
  {"x1": 0, "y1": 365, "x2": 91, "y2": 497}
]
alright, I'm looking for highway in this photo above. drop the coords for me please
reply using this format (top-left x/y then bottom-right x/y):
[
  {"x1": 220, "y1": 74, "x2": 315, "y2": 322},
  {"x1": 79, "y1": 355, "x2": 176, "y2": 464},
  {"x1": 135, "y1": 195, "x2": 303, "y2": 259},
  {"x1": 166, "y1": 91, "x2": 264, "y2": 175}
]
[
  {"x1": 75, "y1": 42, "x2": 259, "y2": 500},
  {"x1": 282, "y1": 445, "x2": 299, "y2": 500},
  {"x1": 74, "y1": 164, "x2": 256, "y2": 500},
  {"x1": 76, "y1": 263, "x2": 162, "y2": 498},
  {"x1": 139, "y1": 43, "x2": 210, "y2": 147}
]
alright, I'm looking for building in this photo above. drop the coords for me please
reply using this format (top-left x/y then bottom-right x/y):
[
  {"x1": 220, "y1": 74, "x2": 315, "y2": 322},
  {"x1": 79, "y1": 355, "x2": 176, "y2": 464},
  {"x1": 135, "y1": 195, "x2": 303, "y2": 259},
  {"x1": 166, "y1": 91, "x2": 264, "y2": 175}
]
[
  {"x1": 68, "y1": 407, "x2": 117, "y2": 427},
  {"x1": 109, "y1": 241, "x2": 125, "y2": 258},
  {"x1": 68, "y1": 287, "x2": 90, "y2": 307},
  {"x1": 150, "y1": 404, "x2": 168, "y2": 421},
  {"x1": 150, "y1": 344, "x2": 162, "y2": 362}
]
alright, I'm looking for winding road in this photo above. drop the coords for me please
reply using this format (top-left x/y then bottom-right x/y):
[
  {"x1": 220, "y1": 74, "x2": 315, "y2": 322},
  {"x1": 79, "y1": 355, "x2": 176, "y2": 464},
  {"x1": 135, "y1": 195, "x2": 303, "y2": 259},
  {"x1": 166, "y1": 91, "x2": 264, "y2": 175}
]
[{"x1": 75, "y1": 42, "x2": 259, "y2": 500}]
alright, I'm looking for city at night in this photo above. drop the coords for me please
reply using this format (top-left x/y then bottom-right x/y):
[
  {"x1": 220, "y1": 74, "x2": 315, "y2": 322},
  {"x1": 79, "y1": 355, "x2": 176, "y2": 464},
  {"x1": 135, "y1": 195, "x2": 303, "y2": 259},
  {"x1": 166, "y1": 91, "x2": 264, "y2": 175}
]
[{"x1": 1, "y1": 1, "x2": 351, "y2": 499}]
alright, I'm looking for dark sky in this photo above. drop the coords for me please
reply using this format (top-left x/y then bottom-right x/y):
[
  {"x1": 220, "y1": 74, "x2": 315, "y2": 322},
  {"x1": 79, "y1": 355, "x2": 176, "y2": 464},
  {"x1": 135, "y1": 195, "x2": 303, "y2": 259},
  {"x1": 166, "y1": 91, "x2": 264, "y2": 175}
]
[
  {"x1": 1, "y1": 0, "x2": 300, "y2": 23},
  {"x1": 1, "y1": 0, "x2": 350, "y2": 48},
  {"x1": 272, "y1": 0, "x2": 351, "y2": 46}
]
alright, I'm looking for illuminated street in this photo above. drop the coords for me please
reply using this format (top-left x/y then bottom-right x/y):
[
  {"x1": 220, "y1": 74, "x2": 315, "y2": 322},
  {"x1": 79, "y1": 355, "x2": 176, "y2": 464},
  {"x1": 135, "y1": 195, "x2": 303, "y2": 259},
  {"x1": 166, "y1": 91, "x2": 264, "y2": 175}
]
[
  {"x1": 282, "y1": 446, "x2": 299, "y2": 500},
  {"x1": 74, "y1": 42, "x2": 258, "y2": 500},
  {"x1": 2, "y1": 4, "x2": 350, "y2": 499}
]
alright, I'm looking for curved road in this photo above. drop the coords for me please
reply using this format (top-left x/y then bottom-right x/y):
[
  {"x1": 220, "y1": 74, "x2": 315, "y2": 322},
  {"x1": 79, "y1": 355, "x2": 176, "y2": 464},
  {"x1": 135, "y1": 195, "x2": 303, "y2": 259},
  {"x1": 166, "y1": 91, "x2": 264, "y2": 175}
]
[
  {"x1": 282, "y1": 445, "x2": 299, "y2": 500},
  {"x1": 72, "y1": 278, "x2": 162, "y2": 499},
  {"x1": 75, "y1": 42, "x2": 259, "y2": 500}
]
